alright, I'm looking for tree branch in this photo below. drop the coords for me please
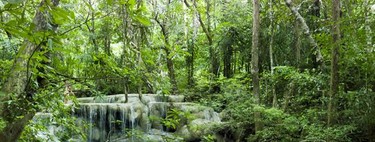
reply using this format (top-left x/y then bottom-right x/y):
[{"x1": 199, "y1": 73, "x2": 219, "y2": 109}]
[
  {"x1": 183, "y1": 0, "x2": 213, "y2": 44},
  {"x1": 285, "y1": 0, "x2": 324, "y2": 66},
  {"x1": 60, "y1": 13, "x2": 90, "y2": 35}
]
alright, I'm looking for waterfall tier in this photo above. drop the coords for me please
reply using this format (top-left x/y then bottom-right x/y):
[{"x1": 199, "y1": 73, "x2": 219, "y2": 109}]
[{"x1": 72, "y1": 94, "x2": 221, "y2": 142}]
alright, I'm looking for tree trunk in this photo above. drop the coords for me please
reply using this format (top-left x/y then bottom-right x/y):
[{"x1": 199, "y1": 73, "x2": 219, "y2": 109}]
[
  {"x1": 294, "y1": 20, "x2": 301, "y2": 68},
  {"x1": 252, "y1": 0, "x2": 261, "y2": 133},
  {"x1": 184, "y1": 2, "x2": 195, "y2": 87},
  {"x1": 328, "y1": 0, "x2": 340, "y2": 126},
  {"x1": 184, "y1": 0, "x2": 219, "y2": 77},
  {"x1": 120, "y1": 4, "x2": 130, "y2": 102},
  {"x1": 136, "y1": 0, "x2": 145, "y2": 96},
  {"x1": 283, "y1": 83, "x2": 295, "y2": 112},
  {"x1": 165, "y1": 48, "x2": 178, "y2": 94},
  {"x1": 155, "y1": 14, "x2": 178, "y2": 95},
  {"x1": 223, "y1": 41, "x2": 233, "y2": 78},
  {"x1": 364, "y1": 0, "x2": 372, "y2": 93},
  {"x1": 0, "y1": 0, "x2": 60, "y2": 141},
  {"x1": 187, "y1": 39, "x2": 195, "y2": 87},
  {"x1": 268, "y1": 0, "x2": 277, "y2": 108},
  {"x1": 88, "y1": 0, "x2": 98, "y2": 52},
  {"x1": 284, "y1": 0, "x2": 324, "y2": 69},
  {"x1": 205, "y1": 0, "x2": 219, "y2": 77}
]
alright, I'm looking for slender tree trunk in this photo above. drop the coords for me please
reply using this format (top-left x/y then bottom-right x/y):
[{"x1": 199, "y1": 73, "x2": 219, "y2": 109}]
[
  {"x1": 294, "y1": 20, "x2": 302, "y2": 68},
  {"x1": 103, "y1": 2, "x2": 111, "y2": 56},
  {"x1": 184, "y1": 0, "x2": 219, "y2": 94},
  {"x1": 364, "y1": 0, "x2": 372, "y2": 93},
  {"x1": 137, "y1": 44, "x2": 143, "y2": 97},
  {"x1": 223, "y1": 41, "x2": 233, "y2": 78},
  {"x1": 268, "y1": 0, "x2": 277, "y2": 108},
  {"x1": 205, "y1": 0, "x2": 219, "y2": 77},
  {"x1": 184, "y1": 0, "x2": 219, "y2": 77},
  {"x1": 252, "y1": 0, "x2": 261, "y2": 133},
  {"x1": 121, "y1": 4, "x2": 129, "y2": 102},
  {"x1": 88, "y1": 0, "x2": 98, "y2": 52},
  {"x1": 0, "y1": 1, "x2": 60, "y2": 141},
  {"x1": 136, "y1": 11, "x2": 146, "y2": 97},
  {"x1": 187, "y1": 39, "x2": 195, "y2": 87},
  {"x1": 233, "y1": 45, "x2": 237, "y2": 75},
  {"x1": 283, "y1": 83, "x2": 295, "y2": 111},
  {"x1": 104, "y1": 29, "x2": 111, "y2": 55},
  {"x1": 155, "y1": 14, "x2": 178, "y2": 95},
  {"x1": 328, "y1": 0, "x2": 340, "y2": 126},
  {"x1": 165, "y1": 47, "x2": 178, "y2": 94},
  {"x1": 185, "y1": 2, "x2": 195, "y2": 87}
]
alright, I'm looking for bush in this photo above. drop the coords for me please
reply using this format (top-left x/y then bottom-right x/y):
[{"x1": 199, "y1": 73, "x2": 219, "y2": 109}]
[{"x1": 0, "y1": 60, "x2": 12, "y2": 87}]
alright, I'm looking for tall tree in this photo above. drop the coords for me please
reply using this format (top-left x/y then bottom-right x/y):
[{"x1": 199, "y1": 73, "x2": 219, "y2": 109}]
[
  {"x1": 154, "y1": 1, "x2": 178, "y2": 94},
  {"x1": 294, "y1": 20, "x2": 302, "y2": 68},
  {"x1": 328, "y1": 0, "x2": 340, "y2": 126},
  {"x1": 252, "y1": 0, "x2": 261, "y2": 132},
  {"x1": 364, "y1": 0, "x2": 373, "y2": 93},
  {"x1": 184, "y1": 1, "x2": 195, "y2": 87},
  {"x1": 87, "y1": 0, "x2": 98, "y2": 52},
  {"x1": 205, "y1": 0, "x2": 219, "y2": 77},
  {"x1": 268, "y1": 0, "x2": 277, "y2": 107},
  {"x1": 120, "y1": 2, "x2": 130, "y2": 102},
  {"x1": 184, "y1": 0, "x2": 219, "y2": 78},
  {"x1": 0, "y1": 0, "x2": 60, "y2": 141}
]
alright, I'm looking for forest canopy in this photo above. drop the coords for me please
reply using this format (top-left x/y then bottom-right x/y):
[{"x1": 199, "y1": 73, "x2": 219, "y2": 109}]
[{"x1": 0, "y1": 0, "x2": 374, "y2": 141}]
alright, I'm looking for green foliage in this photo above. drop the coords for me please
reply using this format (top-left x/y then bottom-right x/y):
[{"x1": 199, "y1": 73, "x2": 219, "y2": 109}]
[
  {"x1": 192, "y1": 73, "x2": 249, "y2": 111},
  {"x1": 0, "y1": 60, "x2": 12, "y2": 87},
  {"x1": 162, "y1": 108, "x2": 194, "y2": 130},
  {"x1": 220, "y1": 98, "x2": 357, "y2": 141},
  {"x1": 202, "y1": 134, "x2": 215, "y2": 142},
  {"x1": 0, "y1": 0, "x2": 374, "y2": 141},
  {"x1": 50, "y1": 7, "x2": 75, "y2": 25},
  {"x1": 19, "y1": 85, "x2": 86, "y2": 141},
  {"x1": 262, "y1": 66, "x2": 327, "y2": 111},
  {"x1": 124, "y1": 129, "x2": 148, "y2": 141}
]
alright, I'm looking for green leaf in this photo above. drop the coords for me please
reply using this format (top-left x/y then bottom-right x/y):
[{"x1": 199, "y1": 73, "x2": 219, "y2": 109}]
[
  {"x1": 0, "y1": 91, "x2": 6, "y2": 98},
  {"x1": 106, "y1": 0, "x2": 113, "y2": 5},
  {"x1": 128, "y1": 0, "x2": 136, "y2": 6},
  {"x1": 51, "y1": 7, "x2": 74, "y2": 25},
  {"x1": 135, "y1": 16, "x2": 151, "y2": 26},
  {"x1": 84, "y1": 1, "x2": 94, "y2": 11},
  {"x1": 7, "y1": 0, "x2": 24, "y2": 4}
]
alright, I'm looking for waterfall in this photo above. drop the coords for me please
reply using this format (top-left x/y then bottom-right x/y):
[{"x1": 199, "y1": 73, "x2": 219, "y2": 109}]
[
  {"x1": 120, "y1": 106, "x2": 127, "y2": 134},
  {"x1": 87, "y1": 105, "x2": 94, "y2": 142},
  {"x1": 204, "y1": 109, "x2": 221, "y2": 122},
  {"x1": 130, "y1": 105, "x2": 135, "y2": 129},
  {"x1": 129, "y1": 105, "x2": 135, "y2": 142},
  {"x1": 98, "y1": 105, "x2": 106, "y2": 142},
  {"x1": 107, "y1": 104, "x2": 113, "y2": 140},
  {"x1": 68, "y1": 94, "x2": 221, "y2": 141}
]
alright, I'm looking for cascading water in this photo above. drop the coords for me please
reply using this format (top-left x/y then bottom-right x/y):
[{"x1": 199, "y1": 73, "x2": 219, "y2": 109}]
[
  {"x1": 88, "y1": 105, "x2": 94, "y2": 142},
  {"x1": 69, "y1": 94, "x2": 221, "y2": 142},
  {"x1": 129, "y1": 105, "x2": 136, "y2": 142},
  {"x1": 120, "y1": 106, "x2": 127, "y2": 134},
  {"x1": 98, "y1": 105, "x2": 106, "y2": 142}
]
